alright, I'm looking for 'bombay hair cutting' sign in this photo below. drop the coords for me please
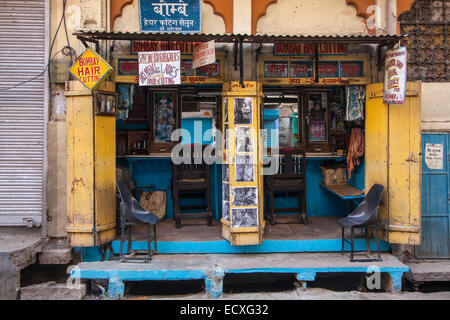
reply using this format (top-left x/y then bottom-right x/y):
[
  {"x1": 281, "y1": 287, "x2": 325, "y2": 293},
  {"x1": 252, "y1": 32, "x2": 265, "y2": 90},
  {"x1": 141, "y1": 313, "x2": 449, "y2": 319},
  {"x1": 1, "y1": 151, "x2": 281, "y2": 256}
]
[
  {"x1": 138, "y1": 50, "x2": 181, "y2": 86},
  {"x1": 69, "y1": 48, "x2": 112, "y2": 91},
  {"x1": 383, "y1": 46, "x2": 407, "y2": 105}
]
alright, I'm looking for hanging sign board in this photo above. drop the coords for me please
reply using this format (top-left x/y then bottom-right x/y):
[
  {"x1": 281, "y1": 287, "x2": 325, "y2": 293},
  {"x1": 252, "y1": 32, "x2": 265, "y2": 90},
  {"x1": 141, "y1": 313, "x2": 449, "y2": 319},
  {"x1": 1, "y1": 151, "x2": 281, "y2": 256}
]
[
  {"x1": 131, "y1": 40, "x2": 202, "y2": 54},
  {"x1": 383, "y1": 47, "x2": 407, "y2": 105},
  {"x1": 274, "y1": 43, "x2": 347, "y2": 56},
  {"x1": 192, "y1": 40, "x2": 215, "y2": 69},
  {"x1": 139, "y1": 0, "x2": 202, "y2": 33},
  {"x1": 138, "y1": 50, "x2": 181, "y2": 86},
  {"x1": 69, "y1": 48, "x2": 112, "y2": 91},
  {"x1": 113, "y1": 54, "x2": 225, "y2": 84},
  {"x1": 260, "y1": 57, "x2": 369, "y2": 85}
]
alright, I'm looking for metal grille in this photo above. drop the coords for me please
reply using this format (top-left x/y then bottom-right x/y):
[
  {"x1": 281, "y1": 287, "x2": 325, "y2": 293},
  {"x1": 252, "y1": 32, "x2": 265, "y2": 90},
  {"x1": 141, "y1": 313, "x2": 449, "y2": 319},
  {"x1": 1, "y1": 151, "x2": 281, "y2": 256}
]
[
  {"x1": 0, "y1": 0, "x2": 46, "y2": 226},
  {"x1": 399, "y1": 0, "x2": 450, "y2": 82}
]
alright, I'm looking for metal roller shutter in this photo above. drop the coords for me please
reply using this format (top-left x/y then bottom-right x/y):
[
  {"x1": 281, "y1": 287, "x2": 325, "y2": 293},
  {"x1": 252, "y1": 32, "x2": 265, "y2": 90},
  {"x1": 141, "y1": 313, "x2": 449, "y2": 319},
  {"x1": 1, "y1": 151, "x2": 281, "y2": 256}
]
[{"x1": 0, "y1": 0, "x2": 46, "y2": 226}]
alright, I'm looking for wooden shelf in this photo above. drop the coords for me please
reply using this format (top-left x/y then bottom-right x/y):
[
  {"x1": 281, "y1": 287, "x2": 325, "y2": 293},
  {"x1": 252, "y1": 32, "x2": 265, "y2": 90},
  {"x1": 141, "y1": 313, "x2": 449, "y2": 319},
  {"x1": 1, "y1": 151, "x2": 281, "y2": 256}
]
[{"x1": 320, "y1": 183, "x2": 365, "y2": 200}]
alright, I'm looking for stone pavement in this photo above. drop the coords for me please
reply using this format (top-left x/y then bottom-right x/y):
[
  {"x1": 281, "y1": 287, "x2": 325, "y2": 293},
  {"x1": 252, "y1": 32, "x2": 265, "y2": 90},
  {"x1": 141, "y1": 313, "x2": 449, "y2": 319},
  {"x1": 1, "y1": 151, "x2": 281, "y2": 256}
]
[{"x1": 123, "y1": 287, "x2": 450, "y2": 300}]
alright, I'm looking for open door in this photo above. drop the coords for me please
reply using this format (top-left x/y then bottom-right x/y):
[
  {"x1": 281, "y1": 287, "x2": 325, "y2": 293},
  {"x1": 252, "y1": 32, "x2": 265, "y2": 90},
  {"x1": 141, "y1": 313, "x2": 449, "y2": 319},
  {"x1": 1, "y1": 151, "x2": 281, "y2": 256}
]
[
  {"x1": 66, "y1": 81, "x2": 117, "y2": 247},
  {"x1": 221, "y1": 81, "x2": 265, "y2": 245},
  {"x1": 365, "y1": 82, "x2": 421, "y2": 245}
]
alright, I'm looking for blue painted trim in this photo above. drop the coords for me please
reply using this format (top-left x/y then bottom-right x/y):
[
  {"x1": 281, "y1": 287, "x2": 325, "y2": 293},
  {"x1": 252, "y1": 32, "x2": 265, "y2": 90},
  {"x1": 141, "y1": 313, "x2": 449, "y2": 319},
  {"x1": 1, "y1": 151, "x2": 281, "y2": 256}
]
[
  {"x1": 72, "y1": 266, "x2": 408, "y2": 281},
  {"x1": 72, "y1": 260, "x2": 408, "y2": 298},
  {"x1": 110, "y1": 239, "x2": 390, "y2": 254},
  {"x1": 387, "y1": 271, "x2": 405, "y2": 293}
]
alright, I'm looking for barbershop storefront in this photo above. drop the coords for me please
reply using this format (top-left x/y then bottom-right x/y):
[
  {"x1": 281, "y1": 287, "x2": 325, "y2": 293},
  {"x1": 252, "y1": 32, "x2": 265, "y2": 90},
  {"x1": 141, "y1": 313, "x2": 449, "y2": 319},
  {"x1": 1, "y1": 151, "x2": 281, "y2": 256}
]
[{"x1": 66, "y1": 30, "x2": 421, "y2": 253}]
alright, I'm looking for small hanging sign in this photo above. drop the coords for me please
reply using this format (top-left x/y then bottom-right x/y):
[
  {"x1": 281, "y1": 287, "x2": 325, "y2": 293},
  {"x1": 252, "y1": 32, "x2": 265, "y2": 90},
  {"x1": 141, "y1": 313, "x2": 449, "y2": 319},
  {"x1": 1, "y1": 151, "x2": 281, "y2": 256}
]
[
  {"x1": 383, "y1": 46, "x2": 407, "y2": 105},
  {"x1": 138, "y1": 50, "x2": 181, "y2": 86},
  {"x1": 192, "y1": 40, "x2": 215, "y2": 69},
  {"x1": 69, "y1": 48, "x2": 113, "y2": 91}
]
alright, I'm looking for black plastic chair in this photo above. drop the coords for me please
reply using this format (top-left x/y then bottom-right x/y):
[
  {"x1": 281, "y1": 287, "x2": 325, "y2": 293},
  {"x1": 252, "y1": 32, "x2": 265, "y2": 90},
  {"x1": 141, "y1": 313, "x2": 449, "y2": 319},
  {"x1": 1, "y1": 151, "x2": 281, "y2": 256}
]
[
  {"x1": 116, "y1": 180, "x2": 159, "y2": 263},
  {"x1": 338, "y1": 184, "x2": 384, "y2": 262}
]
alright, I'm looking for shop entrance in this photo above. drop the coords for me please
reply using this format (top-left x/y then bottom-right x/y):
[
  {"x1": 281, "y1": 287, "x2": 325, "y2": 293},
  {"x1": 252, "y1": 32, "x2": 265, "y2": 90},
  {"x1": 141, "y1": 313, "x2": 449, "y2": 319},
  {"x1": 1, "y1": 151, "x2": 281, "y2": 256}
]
[
  {"x1": 262, "y1": 85, "x2": 365, "y2": 222},
  {"x1": 65, "y1": 31, "x2": 421, "y2": 252},
  {"x1": 111, "y1": 82, "x2": 369, "y2": 252}
]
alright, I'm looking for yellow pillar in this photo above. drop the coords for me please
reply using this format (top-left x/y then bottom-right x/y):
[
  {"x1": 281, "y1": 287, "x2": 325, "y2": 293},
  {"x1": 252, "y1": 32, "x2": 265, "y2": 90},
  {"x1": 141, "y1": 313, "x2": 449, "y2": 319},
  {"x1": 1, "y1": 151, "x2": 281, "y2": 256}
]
[
  {"x1": 221, "y1": 81, "x2": 265, "y2": 245},
  {"x1": 65, "y1": 80, "x2": 117, "y2": 247}
]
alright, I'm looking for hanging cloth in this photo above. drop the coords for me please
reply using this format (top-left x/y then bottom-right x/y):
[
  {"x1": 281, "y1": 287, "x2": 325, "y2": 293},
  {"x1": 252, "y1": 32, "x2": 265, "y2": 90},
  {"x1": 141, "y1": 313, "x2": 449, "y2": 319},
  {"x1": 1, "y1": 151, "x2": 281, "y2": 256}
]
[
  {"x1": 346, "y1": 86, "x2": 365, "y2": 121},
  {"x1": 347, "y1": 128, "x2": 365, "y2": 180}
]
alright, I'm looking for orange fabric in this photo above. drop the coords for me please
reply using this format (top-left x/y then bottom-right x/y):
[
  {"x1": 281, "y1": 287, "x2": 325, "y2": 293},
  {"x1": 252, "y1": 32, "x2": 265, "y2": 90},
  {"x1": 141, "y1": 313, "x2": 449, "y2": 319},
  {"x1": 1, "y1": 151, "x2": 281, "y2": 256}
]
[{"x1": 347, "y1": 128, "x2": 365, "y2": 180}]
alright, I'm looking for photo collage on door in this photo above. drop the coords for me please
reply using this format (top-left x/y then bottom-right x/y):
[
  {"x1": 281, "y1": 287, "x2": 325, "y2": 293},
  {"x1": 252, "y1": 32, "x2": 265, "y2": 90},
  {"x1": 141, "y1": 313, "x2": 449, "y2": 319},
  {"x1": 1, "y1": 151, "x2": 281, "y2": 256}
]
[{"x1": 222, "y1": 96, "x2": 259, "y2": 228}]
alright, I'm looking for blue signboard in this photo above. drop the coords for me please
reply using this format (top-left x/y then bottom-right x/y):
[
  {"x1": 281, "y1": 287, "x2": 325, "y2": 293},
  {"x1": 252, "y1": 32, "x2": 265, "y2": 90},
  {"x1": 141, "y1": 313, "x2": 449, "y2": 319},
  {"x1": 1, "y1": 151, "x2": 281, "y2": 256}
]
[{"x1": 139, "y1": 0, "x2": 202, "y2": 33}]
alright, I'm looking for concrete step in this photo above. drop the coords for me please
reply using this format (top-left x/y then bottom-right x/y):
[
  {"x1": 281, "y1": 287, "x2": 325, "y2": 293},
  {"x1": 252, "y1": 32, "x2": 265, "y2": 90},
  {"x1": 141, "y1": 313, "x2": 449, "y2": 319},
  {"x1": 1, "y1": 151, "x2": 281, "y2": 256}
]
[
  {"x1": 405, "y1": 260, "x2": 450, "y2": 284},
  {"x1": 71, "y1": 252, "x2": 409, "y2": 299}
]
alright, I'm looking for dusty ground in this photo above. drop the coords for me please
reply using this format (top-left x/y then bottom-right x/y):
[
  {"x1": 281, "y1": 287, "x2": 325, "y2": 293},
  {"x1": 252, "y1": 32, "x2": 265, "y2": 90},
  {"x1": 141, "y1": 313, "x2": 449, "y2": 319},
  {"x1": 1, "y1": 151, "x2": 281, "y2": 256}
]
[{"x1": 123, "y1": 288, "x2": 450, "y2": 300}]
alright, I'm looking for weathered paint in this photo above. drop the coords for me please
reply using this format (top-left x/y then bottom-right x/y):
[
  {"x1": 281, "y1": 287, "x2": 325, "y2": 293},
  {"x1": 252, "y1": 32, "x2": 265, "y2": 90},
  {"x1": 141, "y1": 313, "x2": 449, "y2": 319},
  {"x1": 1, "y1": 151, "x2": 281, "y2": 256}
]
[
  {"x1": 221, "y1": 81, "x2": 264, "y2": 246},
  {"x1": 65, "y1": 82, "x2": 95, "y2": 246},
  {"x1": 416, "y1": 133, "x2": 450, "y2": 258},
  {"x1": 71, "y1": 254, "x2": 409, "y2": 298},
  {"x1": 65, "y1": 81, "x2": 117, "y2": 247},
  {"x1": 365, "y1": 82, "x2": 422, "y2": 245}
]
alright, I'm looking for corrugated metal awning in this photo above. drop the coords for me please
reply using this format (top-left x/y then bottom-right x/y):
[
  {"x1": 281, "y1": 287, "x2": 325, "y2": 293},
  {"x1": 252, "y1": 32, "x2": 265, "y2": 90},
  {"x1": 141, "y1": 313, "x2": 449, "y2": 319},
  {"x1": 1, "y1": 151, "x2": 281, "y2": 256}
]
[{"x1": 74, "y1": 31, "x2": 402, "y2": 46}]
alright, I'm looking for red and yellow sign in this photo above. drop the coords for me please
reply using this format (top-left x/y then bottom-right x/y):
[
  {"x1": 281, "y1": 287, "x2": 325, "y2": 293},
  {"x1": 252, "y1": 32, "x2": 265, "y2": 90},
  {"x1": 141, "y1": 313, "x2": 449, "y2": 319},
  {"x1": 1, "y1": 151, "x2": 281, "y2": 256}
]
[{"x1": 69, "y1": 48, "x2": 112, "y2": 91}]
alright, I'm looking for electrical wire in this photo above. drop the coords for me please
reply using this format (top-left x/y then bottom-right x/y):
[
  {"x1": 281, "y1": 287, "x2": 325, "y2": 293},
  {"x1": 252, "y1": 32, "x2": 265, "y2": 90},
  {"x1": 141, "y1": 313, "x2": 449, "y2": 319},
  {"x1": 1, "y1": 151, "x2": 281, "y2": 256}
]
[
  {"x1": 0, "y1": 0, "x2": 76, "y2": 92},
  {"x1": 62, "y1": 0, "x2": 75, "y2": 65},
  {"x1": 0, "y1": 47, "x2": 71, "y2": 92}
]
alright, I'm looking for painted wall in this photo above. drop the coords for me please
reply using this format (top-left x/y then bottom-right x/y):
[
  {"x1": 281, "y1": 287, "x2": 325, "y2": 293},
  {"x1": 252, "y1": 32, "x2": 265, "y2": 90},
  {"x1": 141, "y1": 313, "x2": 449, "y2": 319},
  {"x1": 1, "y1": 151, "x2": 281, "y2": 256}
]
[
  {"x1": 48, "y1": 0, "x2": 108, "y2": 237},
  {"x1": 256, "y1": 0, "x2": 369, "y2": 36},
  {"x1": 113, "y1": 0, "x2": 226, "y2": 33},
  {"x1": 421, "y1": 83, "x2": 450, "y2": 131}
]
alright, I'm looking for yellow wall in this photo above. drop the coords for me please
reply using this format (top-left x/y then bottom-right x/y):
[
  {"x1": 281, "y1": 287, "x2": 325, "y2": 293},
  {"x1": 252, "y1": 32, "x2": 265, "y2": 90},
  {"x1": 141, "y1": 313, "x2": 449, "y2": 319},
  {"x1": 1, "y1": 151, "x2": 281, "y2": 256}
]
[{"x1": 257, "y1": 0, "x2": 368, "y2": 36}]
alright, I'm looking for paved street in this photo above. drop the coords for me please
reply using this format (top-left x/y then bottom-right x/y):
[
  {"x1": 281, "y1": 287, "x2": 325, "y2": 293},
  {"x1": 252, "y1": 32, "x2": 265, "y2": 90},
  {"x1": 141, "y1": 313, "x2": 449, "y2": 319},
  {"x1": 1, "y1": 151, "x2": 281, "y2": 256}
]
[{"x1": 124, "y1": 288, "x2": 450, "y2": 300}]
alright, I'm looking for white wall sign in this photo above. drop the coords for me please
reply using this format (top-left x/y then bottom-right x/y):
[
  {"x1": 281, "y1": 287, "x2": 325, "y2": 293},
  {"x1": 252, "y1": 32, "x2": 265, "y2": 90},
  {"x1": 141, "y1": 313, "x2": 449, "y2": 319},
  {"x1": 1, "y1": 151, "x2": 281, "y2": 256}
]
[
  {"x1": 425, "y1": 143, "x2": 444, "y2": 170},
  {"x1": 138, "y1": 50, "x2": 181, "y2": 86},
  {"x1": 192, "y1": 40, "x2": 215, "y2": 69},
  {"x1": 383, "y1": 46, "x2": 407, "y2": 105}
]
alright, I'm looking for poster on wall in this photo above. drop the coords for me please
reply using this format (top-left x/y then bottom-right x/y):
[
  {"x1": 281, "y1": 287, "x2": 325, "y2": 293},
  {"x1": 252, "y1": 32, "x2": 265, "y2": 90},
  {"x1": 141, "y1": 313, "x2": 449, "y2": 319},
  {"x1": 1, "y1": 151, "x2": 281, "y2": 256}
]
[
  {"x1": 231, "y1": 208, "x2": 258, "y2": 228},
  {"x1": 117, "y1": 84, "x2": 135, "y2": 120},
  {"x1": 234, "y1": 98, "x2": 253, "y2": 125},
  {"x1": 153, "y1": 92, "x2": 175, "y2": 143},
  {"x1": 231, "y1": 187, "x2": 258, "y2": 207},
  {"x1": 139, "y1": 0, "x2": 202, "y2": 33},
  {"x1": 383, "y1": 46, "x2": 407, "y2": 105},
  {"x1": 235, "y1": 126, "x2": 253, "y2": 153},
  {"x1": 235, "y1": 155, "x2": 255, "y2": 182},
  {"x1": 307, "y1": 93, "x2": 327, "y2": 142},
  {"x1": 138, "y1": 50, "x2": 181, "y2": 86},
  {"x1": 425, "y1": 143, "x2": 444, "y2": 170}
]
